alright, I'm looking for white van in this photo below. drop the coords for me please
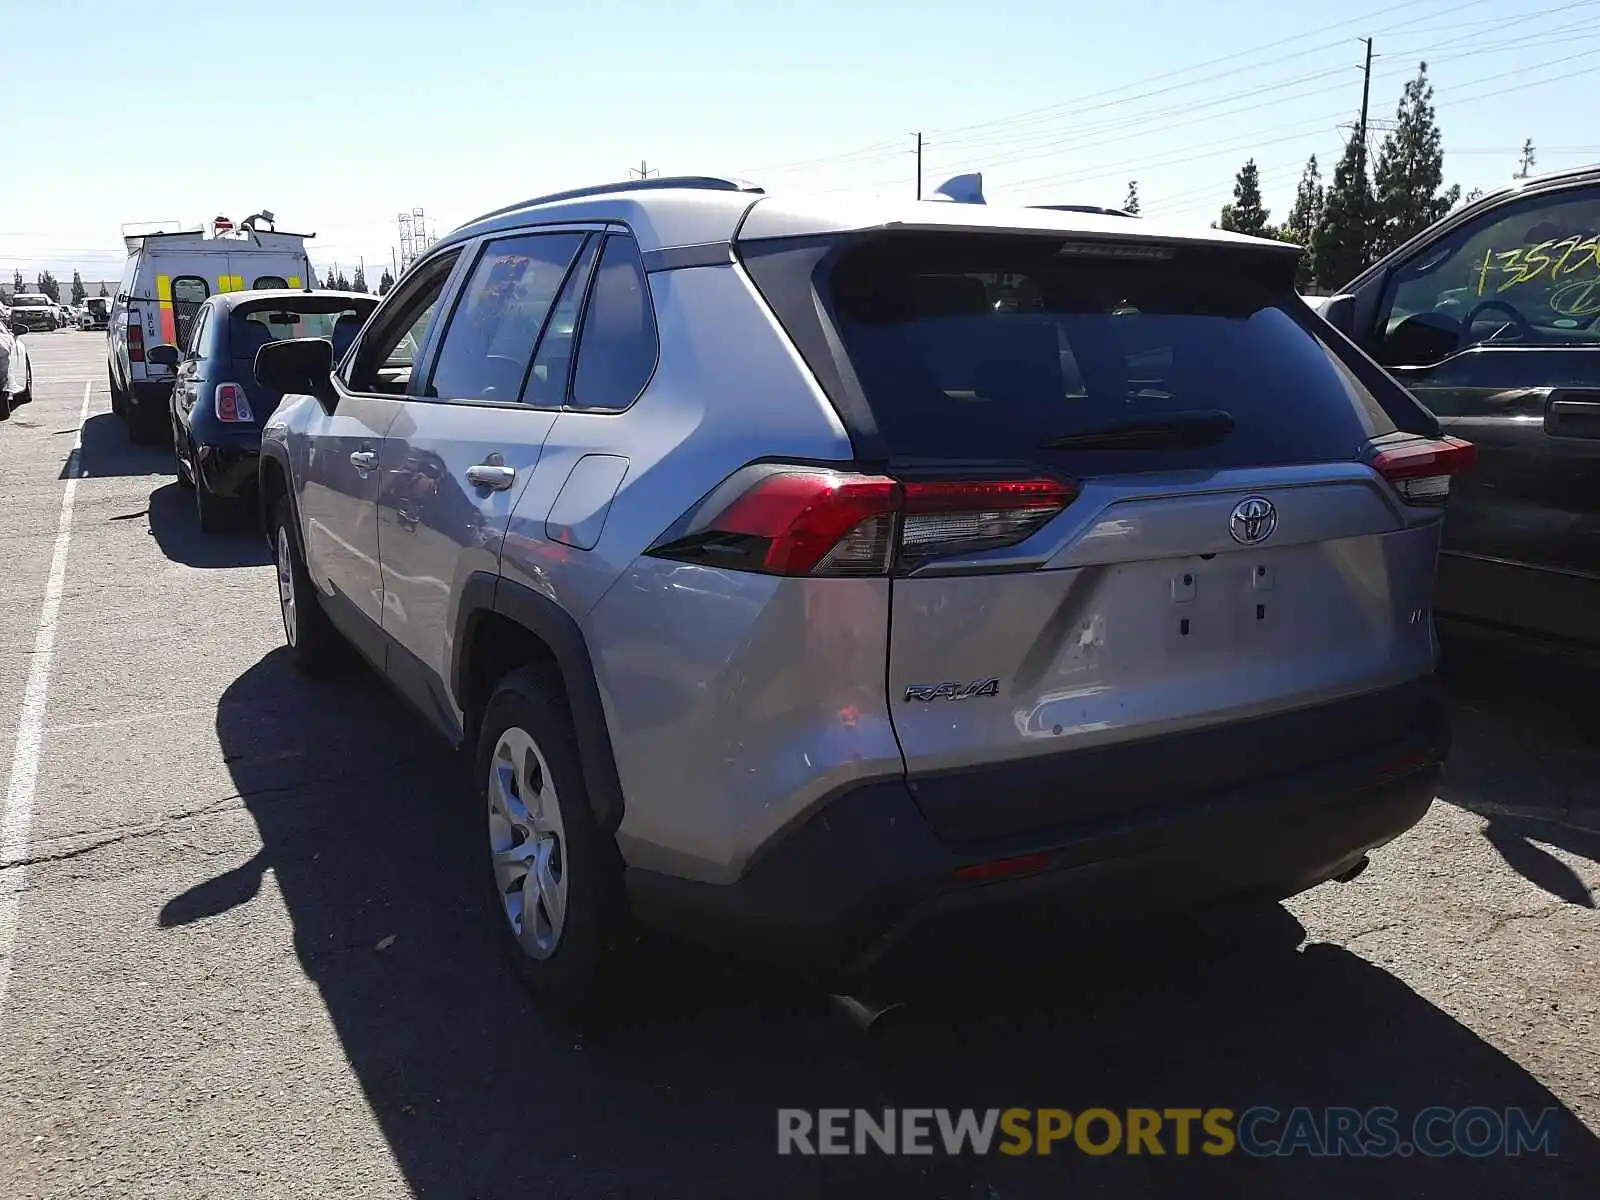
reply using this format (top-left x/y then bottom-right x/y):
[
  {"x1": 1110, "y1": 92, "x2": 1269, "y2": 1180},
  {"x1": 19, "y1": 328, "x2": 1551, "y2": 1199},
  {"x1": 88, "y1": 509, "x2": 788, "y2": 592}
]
[{"x1": 108, "y1": 212, "x2": 315, "y2": 442}]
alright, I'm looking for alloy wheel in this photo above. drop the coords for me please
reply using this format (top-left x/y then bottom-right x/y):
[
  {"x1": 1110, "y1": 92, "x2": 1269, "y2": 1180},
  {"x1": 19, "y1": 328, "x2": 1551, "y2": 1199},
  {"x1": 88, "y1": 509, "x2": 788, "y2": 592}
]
[
  {"x1": 276, "y1": 526, "x2": 298, "y2": 647},
  {"x1": 487, "y1": 726, "x2": 569, "y2": 960}
]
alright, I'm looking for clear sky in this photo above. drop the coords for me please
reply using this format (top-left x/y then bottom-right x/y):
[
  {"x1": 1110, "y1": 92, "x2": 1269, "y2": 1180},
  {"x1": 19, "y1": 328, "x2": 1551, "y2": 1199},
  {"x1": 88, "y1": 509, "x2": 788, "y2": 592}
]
[{"x1": 3, "y1": 0, "x2": 1598, "y2": 285}]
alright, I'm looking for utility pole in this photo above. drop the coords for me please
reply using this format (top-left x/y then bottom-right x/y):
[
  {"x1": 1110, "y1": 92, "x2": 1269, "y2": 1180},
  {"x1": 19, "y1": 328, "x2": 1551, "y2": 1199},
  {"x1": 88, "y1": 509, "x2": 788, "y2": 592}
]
[
  {"x1": 629, "y1": 160, "x2": 659, "y2": 181},
  {"x1": 1356, "y1": 37, "x2": 1374, "y2": 176},
  {"x1": 912, "y1": 132, "x2": 924, "y2": 200}
]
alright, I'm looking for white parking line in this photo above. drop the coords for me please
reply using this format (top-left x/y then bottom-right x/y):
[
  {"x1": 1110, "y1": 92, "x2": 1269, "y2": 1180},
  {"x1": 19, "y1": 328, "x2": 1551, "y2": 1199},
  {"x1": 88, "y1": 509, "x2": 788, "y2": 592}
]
[{"x1": 0, "y1": 380, "x2": 92, "y2": 1023}]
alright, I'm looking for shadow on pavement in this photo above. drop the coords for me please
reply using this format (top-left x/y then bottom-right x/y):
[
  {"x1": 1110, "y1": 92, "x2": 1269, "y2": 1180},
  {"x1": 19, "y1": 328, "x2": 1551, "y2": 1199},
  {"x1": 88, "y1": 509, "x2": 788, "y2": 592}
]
[
  {"x1": 1437, "y1": 633, "x2": 1600, "y2": 908},
  {"x1": 163, "y1": 649, "x2": 1600, "y2": 1198},
  {"x1": 146, "y1": 481, "x2": 270, "y2": 569},
  {"x1": 68, "y1": 411, "x2": 171, "y2": 480}
]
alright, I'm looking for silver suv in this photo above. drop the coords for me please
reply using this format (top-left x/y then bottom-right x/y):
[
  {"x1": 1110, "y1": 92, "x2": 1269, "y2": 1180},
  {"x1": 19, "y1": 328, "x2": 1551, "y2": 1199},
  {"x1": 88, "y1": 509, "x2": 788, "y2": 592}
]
[{"x1": 256, "y1": 176, "x2": 1469, "y2": 1009}]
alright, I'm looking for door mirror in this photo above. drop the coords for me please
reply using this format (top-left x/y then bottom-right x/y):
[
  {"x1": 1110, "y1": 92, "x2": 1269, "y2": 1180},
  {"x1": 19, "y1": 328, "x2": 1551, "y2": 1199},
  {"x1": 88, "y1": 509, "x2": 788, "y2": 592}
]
[
  {"x1": 1545, "y1": 391, "x2": 1600, "y2": 440},
  {"x1": 146, "y1": 344, "x2": 180, "y2": 368},
  {"x1": 256, "y1": 337, "x2": 334, "y2": 403},
  {"x1": 1317, "y1": 294, "x2": 1357, "y2": 338}
]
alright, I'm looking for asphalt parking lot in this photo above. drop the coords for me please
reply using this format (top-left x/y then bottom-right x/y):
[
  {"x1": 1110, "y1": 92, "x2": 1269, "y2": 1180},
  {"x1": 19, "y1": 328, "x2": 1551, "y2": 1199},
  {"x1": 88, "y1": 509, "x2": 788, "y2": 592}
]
[{"x1": 1, "y1": 331, "x2": 1597, "y2": 1198}]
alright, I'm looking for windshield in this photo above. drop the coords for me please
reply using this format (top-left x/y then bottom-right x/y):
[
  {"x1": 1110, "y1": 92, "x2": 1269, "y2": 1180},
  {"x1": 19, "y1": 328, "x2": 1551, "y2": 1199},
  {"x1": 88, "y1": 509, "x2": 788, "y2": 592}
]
[{"x1": 13, "y1": 296, "x2": 49, "y2": 307}]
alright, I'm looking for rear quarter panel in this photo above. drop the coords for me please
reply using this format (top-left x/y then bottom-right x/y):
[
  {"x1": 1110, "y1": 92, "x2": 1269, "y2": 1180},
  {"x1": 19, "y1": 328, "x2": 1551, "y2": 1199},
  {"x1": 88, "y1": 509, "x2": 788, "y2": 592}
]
[{"x1": 497, "y1": 261, "x2": 900, "y2": 882}]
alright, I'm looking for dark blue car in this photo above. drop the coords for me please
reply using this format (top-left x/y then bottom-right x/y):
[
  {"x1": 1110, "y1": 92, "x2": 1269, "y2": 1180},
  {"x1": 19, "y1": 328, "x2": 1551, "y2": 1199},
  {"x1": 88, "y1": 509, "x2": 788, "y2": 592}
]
[{"x1": 151, "y1": 289, "x2": 378, "y2": 532}]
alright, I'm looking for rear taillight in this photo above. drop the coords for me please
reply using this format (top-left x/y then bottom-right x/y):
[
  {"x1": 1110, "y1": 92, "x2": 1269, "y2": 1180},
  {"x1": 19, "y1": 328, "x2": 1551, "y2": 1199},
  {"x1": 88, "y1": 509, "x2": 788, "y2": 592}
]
[
  {"x1": 214, "y1": 382, "x2": 254, "y2": 423},
  {"x1": 126, "y1": 322, "x2": 144, "y2": 363},
  {"x1": 1372, "y1": 436, "x2": 1476, "y2": 505},
  {"x1": 646, "y1": 465, "x2": 1076, "y2": 577}
]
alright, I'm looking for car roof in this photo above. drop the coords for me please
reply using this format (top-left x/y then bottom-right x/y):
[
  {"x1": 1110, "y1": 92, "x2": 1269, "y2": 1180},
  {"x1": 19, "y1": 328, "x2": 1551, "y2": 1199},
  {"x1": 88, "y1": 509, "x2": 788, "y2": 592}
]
[
  {"x1": 211, "y1": 288, "x2": 377, "y2": 310},
  {"x1": 441, "y1": 178, "x2": 1294, "y2": 258}
]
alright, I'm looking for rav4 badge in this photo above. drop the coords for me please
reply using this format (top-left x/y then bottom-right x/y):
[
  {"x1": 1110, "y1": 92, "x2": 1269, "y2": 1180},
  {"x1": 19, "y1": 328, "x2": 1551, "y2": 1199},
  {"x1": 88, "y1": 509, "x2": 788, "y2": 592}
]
[{"x1": 903, "y1": 679, "x2": 1001, "y2": 703}]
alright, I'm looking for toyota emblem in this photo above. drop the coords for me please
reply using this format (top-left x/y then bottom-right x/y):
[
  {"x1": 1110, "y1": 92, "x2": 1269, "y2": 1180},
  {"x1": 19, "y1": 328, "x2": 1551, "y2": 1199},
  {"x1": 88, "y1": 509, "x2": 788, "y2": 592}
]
[{"x1": 1229, "y1": 496, "x2": 1277, "y2": 545}]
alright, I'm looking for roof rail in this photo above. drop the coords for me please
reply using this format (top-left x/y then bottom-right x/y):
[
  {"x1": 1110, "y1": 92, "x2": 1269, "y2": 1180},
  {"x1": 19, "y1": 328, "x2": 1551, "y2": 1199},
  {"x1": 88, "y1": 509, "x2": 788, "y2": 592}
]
[
  {"x1": 1031, "y1": 204, "x2": 1137, "y2": 218},
  {"x1": 464, "y1": 175, "x2": 764, "y2": 228}
]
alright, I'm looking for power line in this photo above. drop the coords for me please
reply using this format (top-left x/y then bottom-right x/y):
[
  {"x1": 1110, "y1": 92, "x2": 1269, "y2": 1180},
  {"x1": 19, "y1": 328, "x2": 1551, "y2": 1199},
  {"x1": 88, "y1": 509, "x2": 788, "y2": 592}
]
[
  {"x1": 926, "y1": 0, "x2": 1483, "y2": 144},
  {"x1": 931, "y1": 26, "x2": 1600, "y2": 179}
]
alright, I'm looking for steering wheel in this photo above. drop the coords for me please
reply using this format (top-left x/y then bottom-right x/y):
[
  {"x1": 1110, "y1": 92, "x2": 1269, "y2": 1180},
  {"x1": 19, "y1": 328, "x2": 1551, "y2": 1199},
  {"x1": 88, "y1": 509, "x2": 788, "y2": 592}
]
[{"x1": 1460, "y1": 299, "x2": 1533, "y2": 346}]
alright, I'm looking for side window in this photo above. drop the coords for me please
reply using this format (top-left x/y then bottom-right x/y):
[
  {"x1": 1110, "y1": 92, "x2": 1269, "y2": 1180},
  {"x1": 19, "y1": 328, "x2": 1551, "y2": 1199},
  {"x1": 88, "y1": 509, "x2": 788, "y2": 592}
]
[
  {"x1": 185, "y1": 306, "x2": 211, "y2": 358},
  {"x1": 253, "y1": 275, "x2": 288, "y2": 290},
  {"x1": 1377, "y1": 190, "x2": 1600, "y2": 368},
  {"x1": 343, "y1": 251, "x2": 460, "y2": 395},
  {"x1": 569, "y1": 235, "x2": 659, "y2": 412},
  {"x1": 170, "y1": 275, "x2": 209, "y2": 350},
  {"x1": 526, "y1": 235, "x2": 601, "y2": 406},
  {"x1": 427, "y1": 232, "x2": 586, "y2": 402}
]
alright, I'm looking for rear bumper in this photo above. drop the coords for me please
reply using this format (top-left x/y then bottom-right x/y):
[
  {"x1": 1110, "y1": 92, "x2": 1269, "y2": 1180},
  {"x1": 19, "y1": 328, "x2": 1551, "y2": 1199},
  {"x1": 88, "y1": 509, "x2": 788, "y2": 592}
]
[
  {"x1": 625, "y1": 679, "x2": 1448, "y2": 976},
  {"x1": 195, "y1": 440, "x2": 260, "y2": 498}
]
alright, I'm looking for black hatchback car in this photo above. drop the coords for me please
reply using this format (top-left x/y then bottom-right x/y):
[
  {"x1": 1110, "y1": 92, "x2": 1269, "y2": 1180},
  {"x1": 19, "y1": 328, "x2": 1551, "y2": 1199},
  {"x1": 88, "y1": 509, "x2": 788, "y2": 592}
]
[
  {"x1": 1319, "y1": 164, "x2": 1600, "y2": 651},
  {"x1": 150, "y1": 289, "x2": 377, "y2": 532}
]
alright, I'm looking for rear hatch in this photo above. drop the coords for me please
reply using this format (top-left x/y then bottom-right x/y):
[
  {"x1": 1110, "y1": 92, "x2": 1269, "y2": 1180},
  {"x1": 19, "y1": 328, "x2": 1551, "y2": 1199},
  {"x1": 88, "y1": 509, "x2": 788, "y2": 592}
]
[
  {"x1": 741, "y1": 223, "x2": 1467, "y2": 844},
  {"x1": 227, "y1": 295, "x2": 376, "y2": 421}
]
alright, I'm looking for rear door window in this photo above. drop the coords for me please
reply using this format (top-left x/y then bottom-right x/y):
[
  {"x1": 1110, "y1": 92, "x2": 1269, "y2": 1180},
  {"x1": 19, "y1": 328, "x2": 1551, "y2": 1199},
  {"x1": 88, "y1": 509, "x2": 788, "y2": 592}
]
[
  {"x1": 170, "y1": 275, "x2": 209, "y2": 349},
  {"x1": 427, "y1": 232, "x2": 587, "y2": 403},
  {"x1": 821, "y1": 233, "x2": 1394, "y2": 474}
]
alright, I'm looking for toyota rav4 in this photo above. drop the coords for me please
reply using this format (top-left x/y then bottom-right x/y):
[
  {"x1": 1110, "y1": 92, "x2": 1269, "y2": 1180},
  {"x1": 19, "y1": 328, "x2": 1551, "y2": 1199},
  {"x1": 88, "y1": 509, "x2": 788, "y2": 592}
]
[{"x1": 255, "y1": 176, "x2": 1468, "y2": 1011}]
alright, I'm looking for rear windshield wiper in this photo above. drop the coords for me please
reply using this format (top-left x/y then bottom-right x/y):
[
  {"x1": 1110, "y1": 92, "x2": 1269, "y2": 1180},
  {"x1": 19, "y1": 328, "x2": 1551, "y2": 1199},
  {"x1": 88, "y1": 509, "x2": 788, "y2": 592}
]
[{"x1": 1038, "y1": 409, "x2": 1235, "y2": 450}]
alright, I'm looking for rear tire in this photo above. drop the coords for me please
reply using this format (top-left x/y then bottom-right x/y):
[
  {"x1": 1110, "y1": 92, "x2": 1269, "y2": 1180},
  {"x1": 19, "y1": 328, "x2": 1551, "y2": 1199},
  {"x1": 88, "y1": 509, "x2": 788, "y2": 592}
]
[
  {"x1": 128, "y1": 400, "x2": 167, "y2": 446},
  {"x1": 272, "y1": 498, "x2": 340, "y2": 675},
  {"x1": 0, "y1": 391, "x2": 11, "y2": 422},
  {"x1": 476, "y1": 666, "x2": 627, "y2": 1018},
  {"x1": 195, "y1": 470, "x2": 239, "y2": 534}
]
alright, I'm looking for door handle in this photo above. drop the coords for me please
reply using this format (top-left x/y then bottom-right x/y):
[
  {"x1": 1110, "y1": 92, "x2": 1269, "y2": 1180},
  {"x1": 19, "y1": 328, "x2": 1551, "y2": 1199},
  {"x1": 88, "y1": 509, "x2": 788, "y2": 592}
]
[
  {"x1": 349, "y1": 450, "x2": 379, "y2": 471},
  {"x1": 466, "y1": 464, "x2": 517, "y2": 491},
  {"x1": 1546, "y1": 396, "x2": 1600, "y2": 440}
]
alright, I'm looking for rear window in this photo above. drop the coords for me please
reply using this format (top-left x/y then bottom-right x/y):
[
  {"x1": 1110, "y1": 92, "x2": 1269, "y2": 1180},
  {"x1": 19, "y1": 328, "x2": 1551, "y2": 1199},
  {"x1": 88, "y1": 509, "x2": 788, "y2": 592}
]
[
  {"x1": 230, "y1": 301, "x2": 375, "y2": 352},
  {"x1": 816, "y1": 234, "x2": 1397, "y2": 472}
]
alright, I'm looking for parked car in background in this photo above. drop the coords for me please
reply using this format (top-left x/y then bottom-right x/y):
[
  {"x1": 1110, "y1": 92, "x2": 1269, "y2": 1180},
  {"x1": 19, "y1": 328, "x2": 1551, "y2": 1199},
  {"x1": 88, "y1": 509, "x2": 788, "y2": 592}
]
[
  {"x1": 0, "y1": 319, "x2": 34, "y2": 420},
  {"x1": 82, "y1": 296, "x2": 110, "y2": 330},
  {"x1": 109, "y1": 211, "x2": 316, "y2": 444},
  {"x1": 9, "y1": 294, "x2": 58, "y2": 334},
  {"x1": 1319, "y1": 164, "x2": 1600, "y2": 651},
  {"x1": 150, "y1": 288, "x2": 377, "y2": 532},
  {"x1": 256, "y1": 176, "x2": 1466, "y2": 1013}
]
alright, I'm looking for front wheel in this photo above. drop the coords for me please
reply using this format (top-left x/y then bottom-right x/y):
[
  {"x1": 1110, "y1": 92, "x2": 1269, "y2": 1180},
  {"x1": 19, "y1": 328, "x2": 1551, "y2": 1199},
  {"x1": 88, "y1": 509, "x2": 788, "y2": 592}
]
[
  {"x1": 272, "y1": 498, "x2": 341, "y2": 675},
  {"x1": 476, "y1": 666, "x2": 627, "y2": 1016},
  {"x1": 109, "y1": 368, "x2": 126, "y2": 418}
]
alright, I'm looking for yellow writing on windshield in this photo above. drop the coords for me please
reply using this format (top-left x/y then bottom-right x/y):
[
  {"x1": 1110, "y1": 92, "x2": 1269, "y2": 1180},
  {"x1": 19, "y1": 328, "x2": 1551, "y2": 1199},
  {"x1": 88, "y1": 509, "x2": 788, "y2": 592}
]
[
  {"x1": 1549, "y1": 276, "x2": 1600, "y2": 317},
  {"x1": 1477, "y1": 234, "x2": 1600, "y2": 296}
]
